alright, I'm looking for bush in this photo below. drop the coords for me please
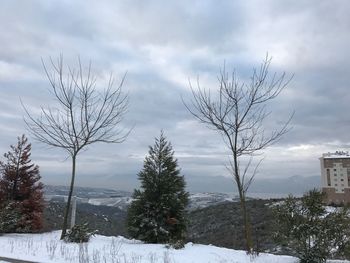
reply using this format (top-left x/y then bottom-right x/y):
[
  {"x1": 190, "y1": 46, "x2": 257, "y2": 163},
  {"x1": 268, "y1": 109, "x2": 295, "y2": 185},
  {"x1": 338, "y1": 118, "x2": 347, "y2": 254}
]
[
  {"x1": 0, "y1": 202, "x2": 30, "y2": 233},
  {"x1": 168, "y1": 239, "x2": 186, "y2": 249},
  {"x1": 0, "y1": 202, "x2": 23, "y2": 233},
  {"x1": 64, "y1": 223, "x2": 97, "y2": 243},
  {"x1": 274, "y1": 189, "x2": 350, "y2": 263}
]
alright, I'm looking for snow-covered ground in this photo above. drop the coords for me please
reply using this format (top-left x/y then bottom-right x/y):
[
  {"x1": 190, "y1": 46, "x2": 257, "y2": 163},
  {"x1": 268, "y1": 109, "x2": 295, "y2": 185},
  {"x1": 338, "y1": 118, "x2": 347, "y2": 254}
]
[{"x1": 0, "y1": 231, "x2": 348, "y2": 263}]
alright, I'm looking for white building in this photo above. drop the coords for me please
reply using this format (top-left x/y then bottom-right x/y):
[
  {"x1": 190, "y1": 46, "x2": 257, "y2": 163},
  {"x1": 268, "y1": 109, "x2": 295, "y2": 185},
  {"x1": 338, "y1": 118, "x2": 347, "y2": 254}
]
[{"x1": 320, "y1": 151, "x2": 350, "y2": 204}]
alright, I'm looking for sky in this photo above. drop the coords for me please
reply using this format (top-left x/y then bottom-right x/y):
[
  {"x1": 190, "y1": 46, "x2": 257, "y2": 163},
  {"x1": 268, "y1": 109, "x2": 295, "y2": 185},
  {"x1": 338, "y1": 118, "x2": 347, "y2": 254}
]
[{"x1": 0, "y1": 0, "x2": 350, "y2": 192}]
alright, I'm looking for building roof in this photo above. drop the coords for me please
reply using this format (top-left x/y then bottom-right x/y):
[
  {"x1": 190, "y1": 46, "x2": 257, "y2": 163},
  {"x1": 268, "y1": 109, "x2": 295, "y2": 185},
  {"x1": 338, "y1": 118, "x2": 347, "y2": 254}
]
[{"x1": 322, "y1": 151, "x2": 350, "y2": 159}]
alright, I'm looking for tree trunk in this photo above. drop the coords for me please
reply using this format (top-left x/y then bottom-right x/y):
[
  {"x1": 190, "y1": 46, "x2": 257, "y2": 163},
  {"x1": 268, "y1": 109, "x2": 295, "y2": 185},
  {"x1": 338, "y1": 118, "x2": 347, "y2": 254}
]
[
  {"x1": 239, "y1": 192, "x2": 253, "y2": 252},
  {"x1": 70, "y1": 195, "x2": 77, "y2": 229},
  {"x1": 233, "y1": 152, "x2": 253, "y2": 252},
  {"x1": 60, "y1": 154, "x2": 76, "y2": 240}
]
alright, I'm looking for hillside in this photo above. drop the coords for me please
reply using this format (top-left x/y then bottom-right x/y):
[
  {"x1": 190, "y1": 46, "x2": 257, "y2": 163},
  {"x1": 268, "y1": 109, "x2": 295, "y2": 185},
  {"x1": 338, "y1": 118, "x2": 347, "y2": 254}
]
[
  {"x1": 43, "y1": 198, "x2": 280, "y2": 253},
  {"x1": 187, "y1": 199, "x2": 277, "y2": 252}
]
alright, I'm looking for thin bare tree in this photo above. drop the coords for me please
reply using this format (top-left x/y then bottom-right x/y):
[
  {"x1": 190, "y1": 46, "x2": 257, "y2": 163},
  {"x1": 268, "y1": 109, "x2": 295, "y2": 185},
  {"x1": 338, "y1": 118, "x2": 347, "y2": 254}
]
[
  {"x1": 184, "y1": 55, "x2": 293, "y2": 252},
  {"x1": 23, "y1": 56, "x2": 130, "y2": 239}
]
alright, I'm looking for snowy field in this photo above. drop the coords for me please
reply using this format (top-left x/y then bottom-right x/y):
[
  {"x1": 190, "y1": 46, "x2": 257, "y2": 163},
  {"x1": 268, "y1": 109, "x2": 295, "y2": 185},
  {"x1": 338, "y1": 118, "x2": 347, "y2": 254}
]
[{"x1": 0, "y1": 231, "x2": 349, "y2": 263}]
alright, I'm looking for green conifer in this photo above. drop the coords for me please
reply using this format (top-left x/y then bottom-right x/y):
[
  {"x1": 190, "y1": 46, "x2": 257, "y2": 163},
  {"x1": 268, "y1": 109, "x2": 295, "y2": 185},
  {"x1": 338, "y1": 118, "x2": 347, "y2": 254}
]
[{"x1": 127, "y1": 132, "x2": 189, "y2": 245}]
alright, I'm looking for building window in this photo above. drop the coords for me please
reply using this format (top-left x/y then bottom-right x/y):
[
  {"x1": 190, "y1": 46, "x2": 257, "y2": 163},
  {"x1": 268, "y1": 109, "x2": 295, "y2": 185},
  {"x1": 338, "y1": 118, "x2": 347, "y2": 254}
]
[
  {"x1": 334, "y1": 169, "x2": 337, "y2": 171},
  {"x1": 334, "y1": 174, "x2": 337, "y2": 176},
  {"x1": 341, "y1": 179, "x2": 344, "y2": 181},
  {"x1": 335, "y1": 184, "x2": 338, "y2": 186},
  {"x1": 327, "y1": 169, "x2": 331, "y2": 185}
]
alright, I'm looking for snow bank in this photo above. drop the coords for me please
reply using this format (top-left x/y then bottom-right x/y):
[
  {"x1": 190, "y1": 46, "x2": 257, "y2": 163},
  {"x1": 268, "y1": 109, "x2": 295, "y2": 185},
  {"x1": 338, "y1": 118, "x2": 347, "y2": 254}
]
[{"x1": 0, "y1": 231, "x2": 348, "y2": 263}]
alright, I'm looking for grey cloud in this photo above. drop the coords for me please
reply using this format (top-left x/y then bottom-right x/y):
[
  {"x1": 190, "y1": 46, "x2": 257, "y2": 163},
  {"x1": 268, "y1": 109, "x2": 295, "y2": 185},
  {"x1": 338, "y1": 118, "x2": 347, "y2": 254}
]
[
  {"x1": 1, "y1": 1, "x2": 350, "y2": 192},
  {"x1": 94, "y1": 1, "x2": 246, "y2": 48}
]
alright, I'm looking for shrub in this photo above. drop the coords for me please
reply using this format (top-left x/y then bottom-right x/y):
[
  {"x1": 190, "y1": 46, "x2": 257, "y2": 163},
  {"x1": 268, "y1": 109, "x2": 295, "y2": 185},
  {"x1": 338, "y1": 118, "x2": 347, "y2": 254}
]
[
  {"x1": 168, "y1": 239, "x2": 186, "y2": 249},
  {"x1": 64, "y1": 223, "x2": 97, "y2": 243},
  {"x1": 0, "y1": 202, "x2": 22, "y2": 233},
  {"x1": 274, "y1": 189, "x2": 350, "y2": 263}
]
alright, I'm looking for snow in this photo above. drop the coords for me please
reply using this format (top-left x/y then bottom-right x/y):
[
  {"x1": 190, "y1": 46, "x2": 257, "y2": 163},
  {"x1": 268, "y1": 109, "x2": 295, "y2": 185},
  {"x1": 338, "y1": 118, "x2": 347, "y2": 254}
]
[
  {"x1": 0, "y1": 231, "x2": 348, "y2": 263},
  {"x1": 323, "y1": 151, "x2": 350, "y2": 159},
  {"x1": 324, "y1": 156, "x2": 350, "y2": 159},
  {"x1": 88, "y1": 197, "x2": 133, "y2": 207}
]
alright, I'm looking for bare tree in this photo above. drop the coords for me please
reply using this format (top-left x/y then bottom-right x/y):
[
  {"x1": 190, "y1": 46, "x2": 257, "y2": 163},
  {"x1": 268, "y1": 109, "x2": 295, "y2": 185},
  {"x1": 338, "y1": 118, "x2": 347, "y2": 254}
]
[
  {"x1": 184, "y1": 55, "x2": 293, "y2": 252},
  {"x1": 23, "y1": 56, "x2": 130, "y2": 239}
]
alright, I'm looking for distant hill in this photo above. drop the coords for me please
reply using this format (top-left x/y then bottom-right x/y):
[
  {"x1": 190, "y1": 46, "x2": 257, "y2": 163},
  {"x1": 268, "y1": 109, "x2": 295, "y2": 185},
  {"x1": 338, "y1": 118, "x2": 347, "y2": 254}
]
[
  {"x1": 44, "y1": 172, "x2": 320, "y2": 195},
  {"x1": 186, "y1": 175, "x2": 320, "y2": 195},
  {"x1": 44, "y1": 185, "x2": 131, "y2": 198},
  {"x1": 44, "y1": 175, "x2": 320, "y2": 210}
]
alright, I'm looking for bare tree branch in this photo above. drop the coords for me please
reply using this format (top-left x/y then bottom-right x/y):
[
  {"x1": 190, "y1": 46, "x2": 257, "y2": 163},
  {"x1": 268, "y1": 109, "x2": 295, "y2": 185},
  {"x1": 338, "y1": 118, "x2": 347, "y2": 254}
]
[
  {"x1": 22, "y1": 56, "x2": 130, "y2": 239},
  {"x1": 184, "y1": 55, "x2": 293, "y2": 253}
]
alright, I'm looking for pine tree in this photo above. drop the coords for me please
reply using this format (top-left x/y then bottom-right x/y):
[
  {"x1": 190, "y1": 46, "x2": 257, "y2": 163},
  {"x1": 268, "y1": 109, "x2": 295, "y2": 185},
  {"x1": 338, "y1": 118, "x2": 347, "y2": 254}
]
[
  {"x1": 0, "y1": 135, "x2": 44, "y2": 232},
  {"x1": 127, "y1": 132, "x2": 189, "y2": 245}
]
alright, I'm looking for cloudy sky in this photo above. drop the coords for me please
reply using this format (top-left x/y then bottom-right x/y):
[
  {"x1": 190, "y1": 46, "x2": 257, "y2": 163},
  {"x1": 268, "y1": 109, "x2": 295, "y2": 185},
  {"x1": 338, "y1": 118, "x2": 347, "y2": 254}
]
[{"x1": 0, "y1": 0, "x2": 349, "y2": 192}]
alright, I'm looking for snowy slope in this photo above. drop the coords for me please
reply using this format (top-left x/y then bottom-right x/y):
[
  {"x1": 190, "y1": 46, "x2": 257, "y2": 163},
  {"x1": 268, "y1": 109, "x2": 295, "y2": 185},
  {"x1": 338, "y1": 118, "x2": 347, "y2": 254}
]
[{"x1": 0, "y1": 231, "x2": 348, "y2": 263}]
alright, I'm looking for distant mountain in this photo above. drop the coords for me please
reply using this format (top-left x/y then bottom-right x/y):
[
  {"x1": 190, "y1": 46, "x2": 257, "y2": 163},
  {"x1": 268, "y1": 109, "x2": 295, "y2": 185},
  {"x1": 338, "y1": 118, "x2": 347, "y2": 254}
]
[
  {"x1": 45, "y1": 180, "x2": 312, "y2": 212},
  {"x1": 44, "y1": 185, "x2": 131, "y2": 198},
  {"x1": 44, "y1": 185, "x2": 239, "y2": 210},
  {"x1": 44, "y1": 185, "x2": 133, "y2": 210},
  {"x1": 249, "y1": 175, "x2": 320, "y2": 195},
  {"x1": 186, "y1": 175, "x2": 320, "y2": 195}
]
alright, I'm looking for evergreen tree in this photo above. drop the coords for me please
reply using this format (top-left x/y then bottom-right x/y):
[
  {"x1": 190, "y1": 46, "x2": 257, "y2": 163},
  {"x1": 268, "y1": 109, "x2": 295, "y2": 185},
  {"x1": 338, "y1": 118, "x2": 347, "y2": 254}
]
[
  {"x1": 274, "y1": 189, "x2": 350, "y2": 263},
  {"x1": 127, "y1": 132, "x2": 189, "y2": 245},
  {"x1": 0, "y1": 135, "x2": 44, "y2": 232},
  {"x1": 0, "y1": 202, "x2": 22, "y2": 233}
]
